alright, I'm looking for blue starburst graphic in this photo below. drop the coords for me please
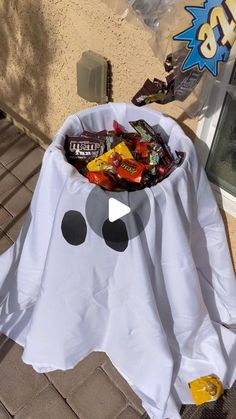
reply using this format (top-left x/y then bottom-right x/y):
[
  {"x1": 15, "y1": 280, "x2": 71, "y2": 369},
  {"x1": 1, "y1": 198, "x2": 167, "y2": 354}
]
[{"x1": 173, "y1": 0, "x2": 233, "y2": 76}]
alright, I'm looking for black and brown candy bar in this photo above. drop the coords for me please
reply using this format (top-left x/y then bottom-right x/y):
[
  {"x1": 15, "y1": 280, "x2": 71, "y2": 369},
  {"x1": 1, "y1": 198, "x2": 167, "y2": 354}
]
[
  {"x1": 129, "y1": 119, "x2": 174, "y2": 164},
  {"x1": 64, "y1": 133, "x2": 105, "y2": 164},
  {"x1": 132, "y1": 47, "x2": 203, "y2": 106},
  {"x1": 129, "y1": 119, "x2": 156, "y2": 141},
  {"x1": 164, "y1": 53, "x2": 173, "y2": 72},
  {"x1": 131, "y1": 78, "x2": 171, "y2": 107}
]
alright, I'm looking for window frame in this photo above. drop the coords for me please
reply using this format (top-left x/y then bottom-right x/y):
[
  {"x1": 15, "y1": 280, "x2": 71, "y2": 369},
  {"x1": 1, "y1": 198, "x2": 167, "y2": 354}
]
[{"x1": 196, "y1": 59, "x2": 236, "y2": 218}]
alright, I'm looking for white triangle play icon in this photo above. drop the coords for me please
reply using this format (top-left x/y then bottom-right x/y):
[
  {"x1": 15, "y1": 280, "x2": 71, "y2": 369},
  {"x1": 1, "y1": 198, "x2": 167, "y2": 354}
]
[{"x1": 108, "y1": 198, "x2": 131, "y2": 222}]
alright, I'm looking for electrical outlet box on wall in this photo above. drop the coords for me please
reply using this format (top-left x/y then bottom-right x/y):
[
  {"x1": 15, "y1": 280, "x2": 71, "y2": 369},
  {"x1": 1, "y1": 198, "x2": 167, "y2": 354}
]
[{"x1": 77, "y1": 51, "x2": 108, "y2": 104}]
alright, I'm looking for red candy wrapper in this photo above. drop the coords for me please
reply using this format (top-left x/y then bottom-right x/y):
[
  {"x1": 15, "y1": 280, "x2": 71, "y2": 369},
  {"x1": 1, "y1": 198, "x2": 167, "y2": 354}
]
[
  {"x1": 157, "y1": 162, "x2": 175, "y2": 179},
  {"x1": 113, "y1": 120, "x2": 123, "y2": 135},
  {"x1": 134, "y1": 140, "x2": 149, "y2": 159},
  {"x1": 86, "y1": 171, "x2": 117, "y2": 191}
]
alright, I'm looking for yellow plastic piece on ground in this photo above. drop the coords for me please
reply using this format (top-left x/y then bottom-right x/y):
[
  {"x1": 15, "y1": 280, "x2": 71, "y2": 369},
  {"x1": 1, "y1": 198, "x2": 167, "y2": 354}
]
[
  {"x1": 188, "y1": 375, "x2": 224, "y2": 406},
  {"x1": 87, "y1": 141, "x2": 133, "y2": 172}
]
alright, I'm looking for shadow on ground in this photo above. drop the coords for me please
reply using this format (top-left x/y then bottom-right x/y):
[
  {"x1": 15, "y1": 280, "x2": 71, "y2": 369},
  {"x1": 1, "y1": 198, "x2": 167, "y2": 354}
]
[{"x1": 0, "y1": 0, "x2": 57, "y2": 143}]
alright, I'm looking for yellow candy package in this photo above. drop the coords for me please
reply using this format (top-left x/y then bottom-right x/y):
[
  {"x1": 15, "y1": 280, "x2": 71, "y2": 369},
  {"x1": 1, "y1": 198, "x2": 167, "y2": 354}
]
[
  {"x1": 87, "y1": 141, "x2": 133, "y2": 172},
  {"x1": 188, "y1": 375, "x2": 224, "y2": 406}
]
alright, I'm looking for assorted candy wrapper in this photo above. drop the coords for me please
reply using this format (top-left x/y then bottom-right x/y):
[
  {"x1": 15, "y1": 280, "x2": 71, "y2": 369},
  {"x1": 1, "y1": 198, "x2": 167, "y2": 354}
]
[
  {"x1": 87, "y1": 141, "x2": 133, "y2": 172},
  {"x1": 85, "y1": 170, "x2": 117, "y2": 191},
  {"x1": 103, "y1": 0, "x2": 236, "y2": 118},
  {"x1": 64, "y1": 131, "x2": 106, "y2": 171},
  {"x1": 188, "y1": 375, "x2": 224, "y2": 406},
  {"x1": 116, "y1": 158, "x2": 146, "y2": 183},
  {"x1": 64, "y1": 119, "x2": 184, "y2": 191}
]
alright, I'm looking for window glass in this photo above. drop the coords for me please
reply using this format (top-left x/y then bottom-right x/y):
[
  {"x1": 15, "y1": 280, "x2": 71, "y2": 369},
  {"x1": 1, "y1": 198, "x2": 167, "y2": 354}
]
[{"x1": 206, "y1": 61, "x2": 236, "y2": 197}]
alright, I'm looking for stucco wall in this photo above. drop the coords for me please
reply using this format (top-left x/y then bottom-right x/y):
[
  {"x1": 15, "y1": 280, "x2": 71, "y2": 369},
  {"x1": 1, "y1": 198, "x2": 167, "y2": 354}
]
[{"x1": 0, "y1": 0, "x2": 197, "y2": 146}]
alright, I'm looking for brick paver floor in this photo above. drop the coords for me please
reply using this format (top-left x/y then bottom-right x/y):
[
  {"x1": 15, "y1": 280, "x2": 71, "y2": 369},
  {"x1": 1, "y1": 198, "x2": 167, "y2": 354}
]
[{"x1": 0, "y1": 115, "x2": 235, "y2": 419}]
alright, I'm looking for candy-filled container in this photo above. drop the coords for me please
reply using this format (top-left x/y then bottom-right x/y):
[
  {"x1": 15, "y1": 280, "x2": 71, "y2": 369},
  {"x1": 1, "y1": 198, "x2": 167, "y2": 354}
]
[
  {"x1": 63, "y1": 111, "x2": 185, "y2": 192},
  {"x1": 54, "y1": 102, "x2": 188, "y2": 189},
  {"x1": 0, "y1": 103, "x2": 236, "y2": 419}
]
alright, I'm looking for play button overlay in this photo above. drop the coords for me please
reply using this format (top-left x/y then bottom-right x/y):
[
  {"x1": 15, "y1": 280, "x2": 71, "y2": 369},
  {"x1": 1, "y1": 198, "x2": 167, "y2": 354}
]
[
  {"x1": 109, "y1": 198, "x2": 131, "y2": 222},
  {"x1": 85, "y1": 187, "x2": 151, "y2": 241}
]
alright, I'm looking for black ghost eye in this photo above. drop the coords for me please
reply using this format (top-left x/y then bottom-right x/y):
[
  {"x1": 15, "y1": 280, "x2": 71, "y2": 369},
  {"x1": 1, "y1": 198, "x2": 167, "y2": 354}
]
[
  {"x1": 61, "y1": 211, "x2": 87, "y2": 245},
  {"x1": 102, "y1": 219, "x2": 128, "y2": 252}
]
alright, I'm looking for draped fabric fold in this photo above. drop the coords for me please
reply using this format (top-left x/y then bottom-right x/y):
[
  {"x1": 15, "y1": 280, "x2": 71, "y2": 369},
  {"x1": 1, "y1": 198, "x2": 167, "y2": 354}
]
[{"x1": 0, "y1": 104, "x2": 235, "y2": 419}]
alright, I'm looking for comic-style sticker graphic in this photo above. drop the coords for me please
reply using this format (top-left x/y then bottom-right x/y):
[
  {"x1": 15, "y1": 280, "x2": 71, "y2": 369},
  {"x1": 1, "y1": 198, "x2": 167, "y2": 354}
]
[{"x1": 173, "y1": 0, "x2": 236, "y2": 76}]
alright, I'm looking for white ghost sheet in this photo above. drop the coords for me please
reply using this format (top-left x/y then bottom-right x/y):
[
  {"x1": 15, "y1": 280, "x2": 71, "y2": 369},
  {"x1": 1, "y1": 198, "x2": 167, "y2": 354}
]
[{"x1": 0, "y1": 103, "x2": 236, "y2": 419}]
